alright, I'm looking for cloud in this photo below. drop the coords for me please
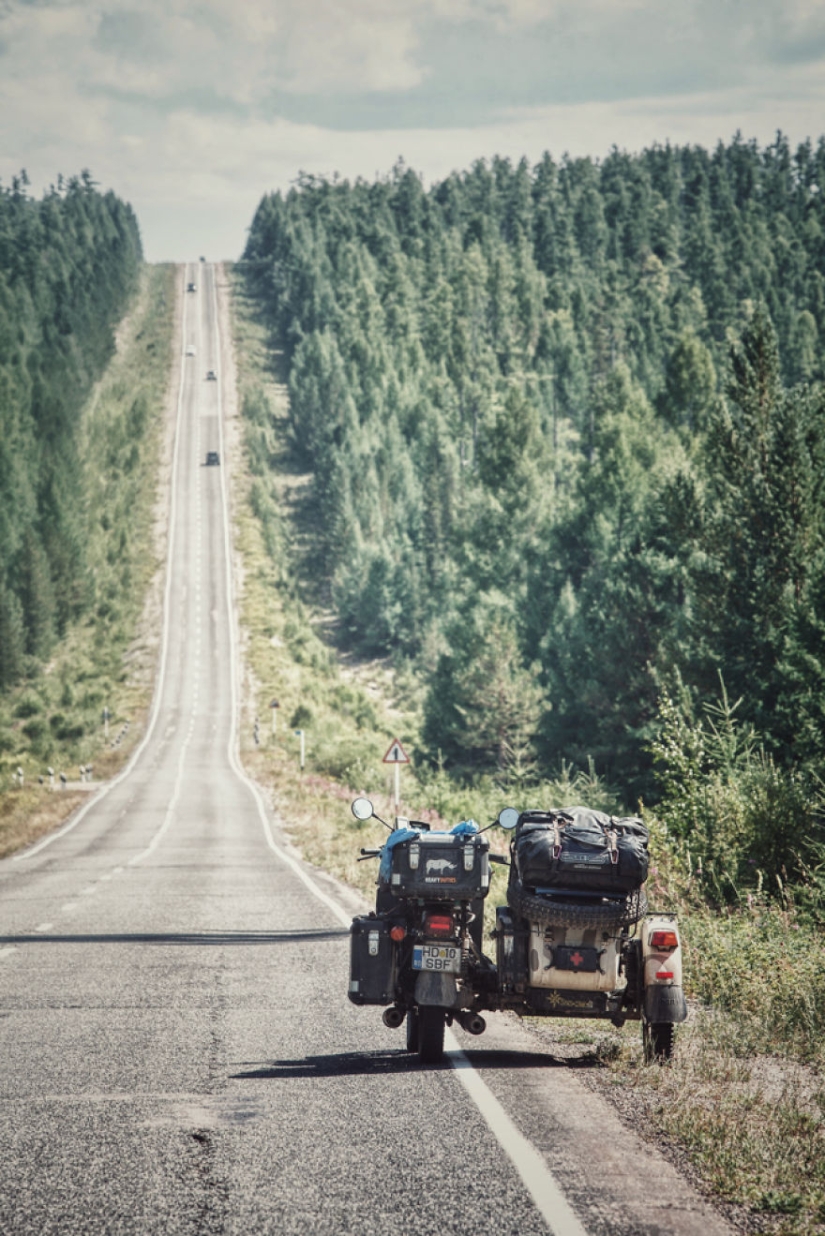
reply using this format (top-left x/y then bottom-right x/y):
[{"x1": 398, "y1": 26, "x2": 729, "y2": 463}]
[
  {"x1": 94, "y1": 10, "x2": 163, "y2": 63},
  {"x1": 271, "y1": 0, "x2": 423, "y2": 94},
  {"x1": 1, "y1": 0, "x2": 825, "y2": 260},
  {"x1": 4, "y1": 0, "x2": 825, "y2": 123}
]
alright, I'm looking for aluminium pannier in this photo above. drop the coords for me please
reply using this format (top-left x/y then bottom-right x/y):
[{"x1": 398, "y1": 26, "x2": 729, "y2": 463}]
[
  {"x1": 348, "y1": 914, "x2": 395, "y2": 1005},
  {"x1": 379, "y1": 826, "x2": 490, "y2": 900}
]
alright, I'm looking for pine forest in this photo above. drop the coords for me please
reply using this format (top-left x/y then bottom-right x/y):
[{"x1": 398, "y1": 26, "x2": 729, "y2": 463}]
[
  {"x1": 242, "y1": 134, "x2": 825, "y2": 893},
  {"x1": 0, "y1": 172, "x2": 142, "y2": 689}
]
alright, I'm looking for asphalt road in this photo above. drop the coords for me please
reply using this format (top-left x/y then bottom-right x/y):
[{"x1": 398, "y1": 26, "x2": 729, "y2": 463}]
[{"x1": 0, "y1": 265, "x2": 734, "y2": 1236}]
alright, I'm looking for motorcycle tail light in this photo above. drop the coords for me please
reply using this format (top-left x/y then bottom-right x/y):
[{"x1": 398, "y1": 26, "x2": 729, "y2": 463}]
[
  {"x1": 390, "y1": 926, "x2": 406, "y2": 942},
  {"x1": 426, "y1": 914, "x2": 453, "y2": 936},
  {"x1": 655, "y1": 970, "x2": 675, "y2": 980},
  {"x1": 649, "y1": 930, "x2": 679, "y2": 950}
]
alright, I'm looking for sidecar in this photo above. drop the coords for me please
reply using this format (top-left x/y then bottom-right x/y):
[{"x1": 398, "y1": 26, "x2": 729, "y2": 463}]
[{"x1": 485, "y1": 806, "x2": 687, "y2": 1060}]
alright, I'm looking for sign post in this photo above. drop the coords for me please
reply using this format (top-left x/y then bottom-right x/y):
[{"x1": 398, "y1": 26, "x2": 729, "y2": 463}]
[
  {"x1": 294, "y1": 729, "x2": 305, "y2": 770},
  {"x1": 382, "y1": 737, "x2": 411, "y2": 808}
]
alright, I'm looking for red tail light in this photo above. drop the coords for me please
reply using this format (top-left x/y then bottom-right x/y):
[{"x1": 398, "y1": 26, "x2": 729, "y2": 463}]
[
  {"x1": 655, "y1": 970, "x2": 675, "y2": 981},
  {"x1": 425, "y1": 914, "x2": 453, "y2": 936},
  {"x1": 649, "y1": 930, "x2": 678, "y2": 950}
]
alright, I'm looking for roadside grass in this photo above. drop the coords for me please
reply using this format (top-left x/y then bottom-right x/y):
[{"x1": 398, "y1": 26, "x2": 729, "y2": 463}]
[
  {"x1": 0, "y1": 263, "x2": 175, "y2": 857},
  {"x1": 591, "y1": 1002, "x2": 825, "y2": 1235},
  {"x1": 523, "y1": 903, "x2": 825, "y2": 1233},
  {"x1": 229, "y1": 265, "x2": 825, "y2": 1234},
  {"x1": 657, "y1": 899, "x2": 825, "y2": 1232},
  {"x1": 533, "y1": 879, "x2": 825, "y2": 1233}
]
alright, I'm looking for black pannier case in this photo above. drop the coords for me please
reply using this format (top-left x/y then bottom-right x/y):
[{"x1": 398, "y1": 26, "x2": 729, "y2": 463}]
[
  {"x1": 514, "y1": 807, "x2": 649, "y2": 894},
  {"x1": 349, "y1": 915, "x2": 395, "y2": 1005},
  {"x1": 382, "y1": 832, "x2": 490, "y2": 900}
]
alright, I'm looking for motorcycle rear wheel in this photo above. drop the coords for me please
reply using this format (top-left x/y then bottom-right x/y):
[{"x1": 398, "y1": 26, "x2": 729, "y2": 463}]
[
  {"x1": 418, "y1": 1007, "x2": 445, "y2": 1064},
  {"x1": 405, "y1": 1008, "x2": 420, "y2": 1053}
]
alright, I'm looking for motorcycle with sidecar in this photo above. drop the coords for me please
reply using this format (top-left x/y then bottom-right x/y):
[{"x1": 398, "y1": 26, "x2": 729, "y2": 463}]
[{"x1": 347, "y1": 798, "x2": 687, "y2": 1064}]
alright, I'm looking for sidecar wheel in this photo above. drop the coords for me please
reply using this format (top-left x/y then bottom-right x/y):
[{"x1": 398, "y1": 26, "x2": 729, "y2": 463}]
[
  {"x1": 643, "y1": 1020, "x2": 674, "y2": 1063},
  {"x1": 405, "y1": 1008, "x2": 420, "y2": 1053},
  {"x1": 418, "y1": 1007, "x2": 445, "y2": 1063}
]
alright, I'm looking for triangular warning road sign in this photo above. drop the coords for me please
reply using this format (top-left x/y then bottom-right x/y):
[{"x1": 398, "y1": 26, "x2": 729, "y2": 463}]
[{"x1": 382, "y1": 737, "x2": 410, "y2": 764}]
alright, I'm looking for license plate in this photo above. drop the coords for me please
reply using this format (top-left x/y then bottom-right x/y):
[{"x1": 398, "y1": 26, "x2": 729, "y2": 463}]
[{"x1": 412, "y1": 943, "x2": 461, "y2": 973}]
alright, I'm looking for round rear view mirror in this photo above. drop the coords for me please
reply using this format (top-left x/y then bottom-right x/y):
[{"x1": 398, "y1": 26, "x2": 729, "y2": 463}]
[
  {"x1": 497, "y1": 807, "x2": 520, "y2": 831},
  {"x1": 351, "y1": 797, "x2": 374, "y2": 821}
]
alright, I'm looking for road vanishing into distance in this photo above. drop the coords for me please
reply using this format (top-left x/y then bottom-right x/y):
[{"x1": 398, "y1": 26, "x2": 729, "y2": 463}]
[{"x1": 0, "y1": 266, "x2": 734, "y2": 1236}]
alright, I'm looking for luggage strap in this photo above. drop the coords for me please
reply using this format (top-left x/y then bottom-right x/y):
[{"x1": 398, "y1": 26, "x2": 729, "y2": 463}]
[
  {"x1": 552, "y1": 815, "x2": 563, "y2": 860},
  {"x1": 608, "y1": 823, "x2": 619, "y2": 865}
]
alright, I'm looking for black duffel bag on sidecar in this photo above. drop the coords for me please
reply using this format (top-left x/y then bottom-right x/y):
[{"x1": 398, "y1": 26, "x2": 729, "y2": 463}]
[{"x1": 513, "y1": 807, "x2": 649, "y2": 894}]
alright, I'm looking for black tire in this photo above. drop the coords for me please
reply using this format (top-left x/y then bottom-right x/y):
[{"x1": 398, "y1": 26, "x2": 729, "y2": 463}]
[
  {"x1": 643, "y1": 1020, "x2": 674, "y2": 1063},
  {"x1": 507, "y1": 881, "x2": 648, "y2": 928},
  {"x1": 418, "y1": 1007, "x2": 446, "y2": 1064},
  {"x1": 405, "y1": 1008, "x2": 420, "y2": 1053}
]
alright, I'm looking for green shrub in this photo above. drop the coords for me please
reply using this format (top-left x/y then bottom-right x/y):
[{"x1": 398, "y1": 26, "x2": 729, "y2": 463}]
[
  {"x1": 14, "y1": 693, "x2": 42, "y2": 719},
  {"x1": 702, "y1": 911, "x2": 825, "y2": 1059},
  {"x1": 22, "y1": 717, "x2": 49, "y2": 748},
  {"x1": 650, "y1": 678, "x2": 825, "y2": 894},
  {"x1": 290, "y1": 704, "x2": 314, "y2": 730},
  {"x1": 49, "y1": 714, "x2": 85, "y2": 742}
]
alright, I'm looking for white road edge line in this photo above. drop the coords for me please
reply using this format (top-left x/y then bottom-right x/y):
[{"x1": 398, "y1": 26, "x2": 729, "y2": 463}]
[
  {"x1": 447, "y1": 1031, "x2": 588, "y2": 1236},
  {"x1": 13, "y1": 265, "x2": 193, "y2": 863},
  {"x1": 209, "y1": 265, "x2": 589, "y2": 1236}
]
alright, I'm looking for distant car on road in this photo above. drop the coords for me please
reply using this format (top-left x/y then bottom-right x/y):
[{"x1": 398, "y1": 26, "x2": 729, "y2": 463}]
[
  {"x1": 205, "y1": 451, "x2": 220, "y2": 466},
  {"x1": 199, "y1": 256, "x2": 206, "y2": 262},
  {"x1": 187, "y1": 282, "x2": 196, "y2": 292},
  {"x1": 206, "y1": 369, "x2": 217, "y2": 381},
  {"x1": 185, "y1": 345, "x2": 196, "y2": 356}
]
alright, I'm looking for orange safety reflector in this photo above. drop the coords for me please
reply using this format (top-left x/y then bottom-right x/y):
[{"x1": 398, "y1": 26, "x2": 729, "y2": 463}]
[
  {"x1": 390, "y1": 926, "x2": 406, "y2": 942},
  {"x1": 649, "y1": 930, "x2": 679, "y2": 950},
  {"x1": 655, "y1": 970, "x2": 675, "y2": 981}
]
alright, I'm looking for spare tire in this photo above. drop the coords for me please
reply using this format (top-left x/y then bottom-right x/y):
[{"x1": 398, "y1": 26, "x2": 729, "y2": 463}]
[{"x1": 507, "y1": 881, "x2": 648, "y2": 928}]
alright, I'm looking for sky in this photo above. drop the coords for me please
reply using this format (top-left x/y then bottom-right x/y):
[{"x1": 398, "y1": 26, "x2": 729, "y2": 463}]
[{"x1": 2, "y1": 0, "x2": 825, "y2": 262}]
